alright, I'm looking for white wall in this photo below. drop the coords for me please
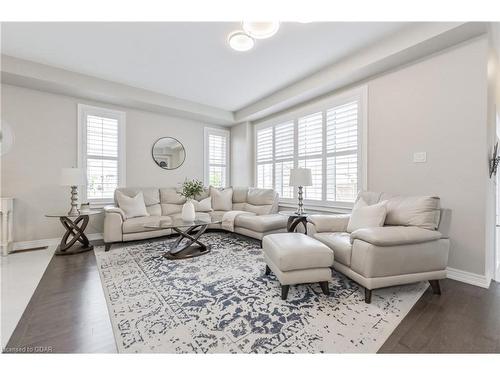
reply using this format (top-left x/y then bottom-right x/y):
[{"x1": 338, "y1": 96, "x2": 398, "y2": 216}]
[
  {"x1": 230, "y1": 122, "x2": 254, "y2": 187},
  {"x1": 236, "y1": 37, "x2": 493, "y2": 277},
  {"x1": 368, "y1": 37, "x2": 490, "y2": 276},
  {"x1": 1, "y1": 84, "x2": 218, "y2": 242}
]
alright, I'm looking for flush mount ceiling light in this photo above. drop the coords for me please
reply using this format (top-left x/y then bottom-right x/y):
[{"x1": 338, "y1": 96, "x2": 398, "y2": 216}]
[
  {"x1": 228, "y1": 31, "x2": 255, "y2": 52},
  {"x1": 242, "y1": 21, "x2": 280, "y2": 39}
]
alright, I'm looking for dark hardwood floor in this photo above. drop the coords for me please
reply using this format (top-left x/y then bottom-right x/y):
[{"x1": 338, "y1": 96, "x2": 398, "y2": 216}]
[
  {"x1": 5, "y1": 242, "x2": 117, "y2": 353},
  {"x1": 4, "y1": 241, "x2": 500, "y2": 353}
]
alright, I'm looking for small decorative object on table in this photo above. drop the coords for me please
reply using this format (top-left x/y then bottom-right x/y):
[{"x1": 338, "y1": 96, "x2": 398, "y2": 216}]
[
  {"x1": 60, "y1": 168, "x2": 85, "y2": 216},
  {"x1": 179, "y1": 178, "x2": 204, "y2": 221},
  {"x1": 289, "y1": 168, "x2": 312, "y2": 215}
]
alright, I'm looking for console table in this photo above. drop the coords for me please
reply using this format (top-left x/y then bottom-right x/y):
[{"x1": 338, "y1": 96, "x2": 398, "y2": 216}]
[{"x1": 0, "y1": 197, "x2": 14, "y2": 256}]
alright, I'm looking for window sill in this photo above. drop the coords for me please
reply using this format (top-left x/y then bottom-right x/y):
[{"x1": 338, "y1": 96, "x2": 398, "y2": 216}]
[
  {"x1": 87, "y1": 201, "x2": 115, "y2": 209},
  {"x1": 278, "y1": 201, "x2": 352, "y2": 214}
]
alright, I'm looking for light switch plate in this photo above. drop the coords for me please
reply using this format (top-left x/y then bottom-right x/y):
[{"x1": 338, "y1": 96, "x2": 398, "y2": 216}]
[{"x1": 413, "y1": 152, "x2": 427, "y2": 163}]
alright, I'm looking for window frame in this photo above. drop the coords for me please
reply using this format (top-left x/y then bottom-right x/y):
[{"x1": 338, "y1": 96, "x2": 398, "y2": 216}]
[
  {"x1": 77, "y1": 104, "x2": 126, "y2": 206},
  {"x1": 254, "y1": 86, "x2": 367, "y2": 211},
  {"x1": 204, "y1": 127, "x2": 230, "y2": 188}
]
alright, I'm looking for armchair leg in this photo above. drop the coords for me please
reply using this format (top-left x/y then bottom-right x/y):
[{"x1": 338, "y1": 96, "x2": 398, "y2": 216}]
[
  {"x1": 281, "y1": 285, "x2": 290, "y2": 300},
  {"x1": 429, "y1": 280, "x2": 441, "y2": 295},
  {"x1": 364, "y1": 288, "x2": 372, "y2": 303},
  {"x1": 319, "y1": 281, "x2": 330, "y2": 295},
  {"x1": 265, "y1": 265, "x2": 271, "y2": 276},
  {"x1": 105, "y1": 243, "x2": 112, "y2": 252}
]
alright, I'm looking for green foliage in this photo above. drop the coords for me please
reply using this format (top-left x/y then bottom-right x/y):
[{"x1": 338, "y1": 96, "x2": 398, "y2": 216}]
[{"x1": 180, "y1": 178, "x2": 204, "y2": 200}]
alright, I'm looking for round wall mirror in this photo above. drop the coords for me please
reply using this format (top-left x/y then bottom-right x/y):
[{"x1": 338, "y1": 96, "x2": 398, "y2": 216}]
[{"x1": 152, "y1": 137, "x2": 186, "y2": 170}]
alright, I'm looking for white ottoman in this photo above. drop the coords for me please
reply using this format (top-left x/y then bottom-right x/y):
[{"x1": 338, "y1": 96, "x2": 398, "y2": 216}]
[{"x1": 262, "y1": 233, "x2": 334, "y2": 300}]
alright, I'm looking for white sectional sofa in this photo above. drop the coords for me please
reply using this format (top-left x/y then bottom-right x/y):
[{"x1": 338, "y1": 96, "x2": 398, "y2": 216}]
[
  {"x1": 307, "y1": 191, "x2": 450, "y2": 303},
  {"x1": 103, "y1": 186, "x2": 288, "y2": 251}
]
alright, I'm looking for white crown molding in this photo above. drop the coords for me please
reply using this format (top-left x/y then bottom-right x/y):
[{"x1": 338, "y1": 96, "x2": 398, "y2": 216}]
[
  {"x1": 235, "y1": 22, "x2": 489, "y2": 123},
  {"x1": 1, "y1": 55, "x2": 234, "y2": 126},
  {"x1": 446, "y1": 267, "x2": 491, "y2": 289}
]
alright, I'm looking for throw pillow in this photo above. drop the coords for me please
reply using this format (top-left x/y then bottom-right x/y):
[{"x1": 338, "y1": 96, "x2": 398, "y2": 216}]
[
  {"x1": 192, "y1": 196, "x2": 212, "y2": 212},
  {"x1": 210, "y1": 186, "x2": 233, "y2": 211},
  {"x1": 347, "y1": 198, "x2": 387, "y2": 233},
  {"x1": 115, "y1": 191, "x2": 150, "y2": 219}
]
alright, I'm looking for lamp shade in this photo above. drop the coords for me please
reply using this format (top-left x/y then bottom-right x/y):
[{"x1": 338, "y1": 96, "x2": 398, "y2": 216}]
[
  {"x1": 289, "y1": 168, "x2": 312, "y2": 187},
  {"x1": 60, "y1": 168, "x2": 85, "y2": 186}
]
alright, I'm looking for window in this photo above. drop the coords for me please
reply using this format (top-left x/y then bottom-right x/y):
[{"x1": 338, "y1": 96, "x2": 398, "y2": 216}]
[
  {"x1": 204, "y1": 127, "x2": 230, "y2": 187},
  {"x1": 255, "y1": 87, "x2": 366, "y2": 208},
  {"x1": 78, "y1": 104, "x2": 126, "y2": 204}
]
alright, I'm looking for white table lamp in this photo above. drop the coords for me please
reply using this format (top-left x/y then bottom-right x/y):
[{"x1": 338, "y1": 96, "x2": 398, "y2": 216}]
[
  {"x1": 61, "y1": 168, "x2": 85, "y2": 216},
  {"x1": 289, "y1": 168, "x2": 312, "y2": 215}
]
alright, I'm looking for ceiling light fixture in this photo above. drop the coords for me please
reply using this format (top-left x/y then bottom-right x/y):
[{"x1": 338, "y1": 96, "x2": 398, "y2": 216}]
[
  {"x1": 242, "y1": 21, "x2": 280, "y2": 39},
  {"x1": 228, "y1": 31, "x2": 255, "y2": 52}
]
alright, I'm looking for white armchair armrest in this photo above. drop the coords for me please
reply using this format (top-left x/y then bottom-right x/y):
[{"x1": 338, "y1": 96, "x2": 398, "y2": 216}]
[
  {"x1": 307, "y1": 214, "x2": 350, "y2": 233},
  {"x1": 350, "y1": 226, "x2": 443, "y2": 246},
  {"x1": 104, "y1": 205, "x2": 125, "y2": 220}
]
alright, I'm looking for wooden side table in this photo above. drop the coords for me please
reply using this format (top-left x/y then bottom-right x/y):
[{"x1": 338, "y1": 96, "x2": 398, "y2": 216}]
[
  {"x1": 45, "y1": 210, "x2": 102, "y2": 255},
  {"x1": 279, "y1": 211, "x2": 310, "y2": 234}
]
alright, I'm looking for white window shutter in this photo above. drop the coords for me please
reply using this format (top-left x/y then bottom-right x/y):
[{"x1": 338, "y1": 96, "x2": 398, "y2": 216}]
[
  {"x1": 206, "y1": 129, "x2": 229, "y2": 188},
  {"x1": 254, "y1": 89, "x2": 363, "y2": 207},
  {"x1": 85, "y1": 115, "x2": 120, "y2": 201}
]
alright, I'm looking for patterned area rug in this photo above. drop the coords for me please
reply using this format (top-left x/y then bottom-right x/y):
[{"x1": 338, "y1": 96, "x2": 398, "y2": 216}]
[{"x1": 94, "y1": 232, "x2": 427, "y2": 353}]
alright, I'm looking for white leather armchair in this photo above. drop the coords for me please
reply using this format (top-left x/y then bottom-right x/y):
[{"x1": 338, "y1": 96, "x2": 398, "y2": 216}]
[{"x1": 307, "y1": 192, "x2": 450, "y2": 303}]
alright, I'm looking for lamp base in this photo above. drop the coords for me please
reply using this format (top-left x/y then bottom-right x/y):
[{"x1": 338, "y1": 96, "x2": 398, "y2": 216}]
[
  {"x1": 295, "y1": 186, "x2": 305, "y2": 215},
  {"x1": 67, "y1": 185, "x2": 80, "y2": 216}
]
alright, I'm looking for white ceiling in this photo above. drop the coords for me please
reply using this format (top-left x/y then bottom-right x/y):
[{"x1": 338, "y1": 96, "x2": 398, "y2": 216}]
[{"x1": 1, "y1": 22, "x2": 412, "y2": 111}]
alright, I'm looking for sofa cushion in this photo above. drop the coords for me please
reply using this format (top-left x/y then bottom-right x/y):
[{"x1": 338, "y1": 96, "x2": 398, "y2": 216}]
[
  {"x1": 308, "y1": 214, "x2": 350, "y2": 233},
  {"x1": 381, "y1": 193, "x2": 441, "y2": 230},
  {"x1": 210, "y1": 187, "x2": 233, "y2": 211},
  {"x1": 232, "y1": 186, "x2": 248, "y2": 203},
  {"x1": 122, "y1": 216, "x2": 172, "y2": 233},
  {"x1": 234, "y1": 213, "x2": 287, "y2": 232},
  {"x1": 146, "y1": 204, "x2": 162, "y2": 216},
  {"x1": 263, "y1": 233, "x2": 333, "y2": 271},
  {"x1": 247, "y1": 187, "x2": 275, "y2": 205},
  {"x1": 192, "y1": 197, "x2": 212, "y2": 212},
  {"x1": 244, "y1": 203, "x2": 273, "y2": 215},
  {"x1": 160, "y1": 188, "x2": 185, "y2": 204},
  {"x1": 313, "y1": 232, "x2": 352, "y2": 266},
  {"x1": 208, "y1": 210, "x2": 228, "y2": 223},
  {"x1": 115, "y1": 187, "x2": 160, "y2": 206},
  {"x1": 169, "y1": 212, "x2": 211, "y2": 222},
  {"x1": 232, "y1": 203, "x2": 246, "y2": 211},
  {"x1": 115, "y1": 191, "x2": 150, "y2": 219},
  {"x1": 347, "y1": 199, "x2": 387, "y2": 233}
]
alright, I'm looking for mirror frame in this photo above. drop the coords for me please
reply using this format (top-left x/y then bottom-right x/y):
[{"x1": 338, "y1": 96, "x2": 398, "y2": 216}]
[{"x1": 151, "y1": 136, "x2": 186, "y2": 170}]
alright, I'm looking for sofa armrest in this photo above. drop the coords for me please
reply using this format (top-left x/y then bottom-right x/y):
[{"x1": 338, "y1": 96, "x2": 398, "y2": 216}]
[
  {"x1": 307, "y1": 214, "x2": 350, "y2": 233},
  {"x1": 104, "y1": 205, "x2": 124, "y2": 243},
  {"x1": 350, "y1": 226, "x2": 443, "y2": 246},
  {"x1": 104, "y1": 205, "x2": 125, "y2": 220}
]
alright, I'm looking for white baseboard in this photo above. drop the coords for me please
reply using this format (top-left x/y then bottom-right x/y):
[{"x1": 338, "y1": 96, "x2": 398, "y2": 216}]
[
  {"x1": 12, "y1": 233, "x2": 103, "y2": 252},
  {"x1": 446, "y1": 267, "x2": 491, "y2": 289}
]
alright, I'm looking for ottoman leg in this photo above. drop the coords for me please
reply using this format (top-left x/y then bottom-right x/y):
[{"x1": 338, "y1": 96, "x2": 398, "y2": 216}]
[
  {"x1": 281, "y1": 285, "x2": 290, "y2": 300},
  {"x1": 319, "y1": 281, "x2": 329, "y2": 295},
  {"x1": 365, "y1": 288, "x2": 372, "y2": 304},
  {"x1": 265, "y1": 265, "x2": 271, "y2": 276}
]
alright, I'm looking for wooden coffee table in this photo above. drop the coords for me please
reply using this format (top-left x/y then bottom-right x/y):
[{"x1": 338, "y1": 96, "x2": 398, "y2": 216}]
[{"x1": 144, "y1": 214, "x2": 221, "y2": 260}]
